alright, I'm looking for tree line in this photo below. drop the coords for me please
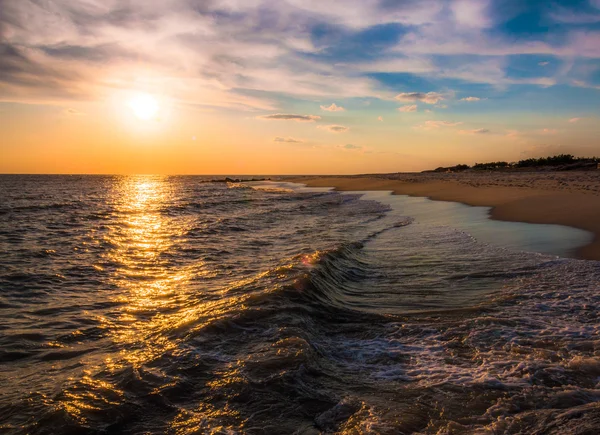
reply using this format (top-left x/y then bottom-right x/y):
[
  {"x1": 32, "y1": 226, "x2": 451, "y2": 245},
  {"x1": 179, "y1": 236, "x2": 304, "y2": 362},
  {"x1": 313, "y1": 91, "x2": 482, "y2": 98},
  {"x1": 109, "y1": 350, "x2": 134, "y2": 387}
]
[{"x1": 430, "y1": 154, "x2": 600, "y2": 172}]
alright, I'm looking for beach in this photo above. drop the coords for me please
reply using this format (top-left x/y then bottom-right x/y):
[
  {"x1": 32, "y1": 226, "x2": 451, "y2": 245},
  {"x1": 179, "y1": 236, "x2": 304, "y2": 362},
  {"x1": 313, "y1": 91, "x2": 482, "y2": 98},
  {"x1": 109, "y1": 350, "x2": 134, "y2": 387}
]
[{"x1": 288, "y1": 171, "x2": 600, "y2": 260}]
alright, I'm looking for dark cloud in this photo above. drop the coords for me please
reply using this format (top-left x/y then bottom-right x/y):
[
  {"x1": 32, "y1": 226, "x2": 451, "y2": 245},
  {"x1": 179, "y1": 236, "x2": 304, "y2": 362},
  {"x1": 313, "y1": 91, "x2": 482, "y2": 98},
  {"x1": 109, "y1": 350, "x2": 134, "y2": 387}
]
[
  {"x1": 258, "y1": 113, "x2": 321, "y2": 121},
  {"x1": 395, "y1": 92, "x2": 445, "y2": 104},
  {"x1": 64, "y1": 107, "x2": 84, "y2": 115},
  {"x1": 0, "y1": 43, "x2": 82, "y2": 94},
  {"x1": 318, "y1": 124, "x2": 349, "y2": 133},
  {"x1": 62, "y1": 2, "x2": 162, "y2": 36},
  {"x1": 39, "y1": 43, "x2": 137, "y2": 63},
  {"x1": 274, "y1": 136, "x2": 304, "y2": 143}
]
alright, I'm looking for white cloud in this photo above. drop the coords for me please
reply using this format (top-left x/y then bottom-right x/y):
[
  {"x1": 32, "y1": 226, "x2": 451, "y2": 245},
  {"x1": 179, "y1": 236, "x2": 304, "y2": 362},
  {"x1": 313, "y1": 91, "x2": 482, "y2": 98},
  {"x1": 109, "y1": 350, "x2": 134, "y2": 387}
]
[
  {"x1": 320, "y1": 103, "x2": 345, "y2": 112},
  {"x1": 395, "y1": 92, "x2": 445, "y2": 104},
  {"x1": 569, "y1": 117, "x2": 581, "y2": 123},
  {"x1": 451, "y1": 0, "x2": 493, "y2": 29},
  {"x1": 460, "y1": 96, "x2": 480, "y2": 102},
  {"x1": 284, "y1": 0, "x2": 443, "y2": 28},
  {"x1": 398, "y1": 104, "x2": 418, "y2": 112},
  {"x1": 538, "y1": 61, "x2": 549, "y2": 66},
  {"x1": 318, "y1": 124, "x2": 349, "y2": 133},
  {"x1": 258, "y1": 114, "x2": 320, "y2": 122},
  {"x1": 414, "y1": 120, "x2": 463, "y2": 130}
]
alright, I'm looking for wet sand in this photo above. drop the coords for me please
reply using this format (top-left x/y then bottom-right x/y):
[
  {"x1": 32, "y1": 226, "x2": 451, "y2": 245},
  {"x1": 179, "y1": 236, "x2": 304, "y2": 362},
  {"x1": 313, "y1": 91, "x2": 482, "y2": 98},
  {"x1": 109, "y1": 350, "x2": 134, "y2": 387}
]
[{"x1": 287, "y1": 172, "x2": 600, "y2": 260}]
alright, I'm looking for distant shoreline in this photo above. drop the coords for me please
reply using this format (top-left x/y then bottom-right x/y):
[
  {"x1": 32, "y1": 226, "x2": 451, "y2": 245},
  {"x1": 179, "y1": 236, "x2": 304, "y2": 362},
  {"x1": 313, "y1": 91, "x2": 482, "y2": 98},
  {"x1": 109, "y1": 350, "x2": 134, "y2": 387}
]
[{"x1": 286, "y1": 172, "x2": 600, "y2": 261}]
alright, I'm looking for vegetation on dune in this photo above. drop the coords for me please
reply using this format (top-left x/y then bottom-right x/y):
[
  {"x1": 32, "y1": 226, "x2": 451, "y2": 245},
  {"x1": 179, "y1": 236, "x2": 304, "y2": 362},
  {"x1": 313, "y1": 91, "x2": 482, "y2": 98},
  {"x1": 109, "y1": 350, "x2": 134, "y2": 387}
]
[{"x1": 428, "y1": 154, "x2": 600, "y2": 172}]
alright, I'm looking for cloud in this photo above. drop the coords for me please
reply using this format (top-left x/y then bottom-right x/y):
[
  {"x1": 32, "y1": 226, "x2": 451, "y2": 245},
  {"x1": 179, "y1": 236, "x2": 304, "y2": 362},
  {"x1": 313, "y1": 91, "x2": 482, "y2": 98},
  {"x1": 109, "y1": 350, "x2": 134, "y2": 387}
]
[
  {"x1": 377, "y1": 116, "x2": 383, "y2": 121},
  {"x1": 458, "y1": 128, "x2": 490, "y2": 134},
  {"x1": 538, "y1": 61, "x2": 549, "y2": 66},
  {"x1": 460, "y1": 96, "x2": 480, "y2": 102},
  {"x1": 395, "y1": 92, "x2": 445, "y2": 104},
  {"x1": 318, "y1": 124, "x2": 349, "y2": 133},
  {"x1": 569, "y1": 117, "x2": 581, "y2": 123},
  {"x1": 398, "y1": 104, "x2": 417, "y2": 112},
  {"x1": 64, "y1": 107, "x2": 84, "y2": 115},
  {"x1": 451, "y1": 0, "x2": 493, "y2": 29},
  {"x1": 505, "y1": 130, "x2": 524, "y2": 141},
  {"x1": 336, "y1": 143, "x2": 369, "y2": 153},
  {"x1": 274, "y1": 136, "x2": 304, "y2": 143},
  {"x1": 258, "y1": 114, "x2": 321, "y2": 122},
  {"x1": 540, "y1": 128, "x2": 559, "y2": 135},
  {"x1": 548, "y1": 7, "x2": 600, "y2": 24},
  {"x1": 414, "y1": 120, "x2": 463, "y2": 130},
  {"x1": 320, "y1": 103, "x2": 345, "y2": 112},
  {"x1": 2, "y1": 0, "x2": 600, "y2": 114}
]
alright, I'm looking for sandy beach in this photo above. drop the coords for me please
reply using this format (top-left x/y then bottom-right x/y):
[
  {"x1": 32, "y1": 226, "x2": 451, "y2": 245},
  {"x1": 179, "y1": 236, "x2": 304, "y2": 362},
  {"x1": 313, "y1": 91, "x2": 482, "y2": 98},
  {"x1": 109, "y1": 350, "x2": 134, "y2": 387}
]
[{"x1": 287, "y1": 171, "x2": 600, "y2": 260}]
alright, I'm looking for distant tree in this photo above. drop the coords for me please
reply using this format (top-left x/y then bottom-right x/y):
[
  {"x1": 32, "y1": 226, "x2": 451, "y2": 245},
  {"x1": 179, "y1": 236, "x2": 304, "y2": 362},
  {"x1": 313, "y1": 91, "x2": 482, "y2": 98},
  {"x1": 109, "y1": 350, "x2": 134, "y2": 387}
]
[
  {"x1": 473, "y1": 161, "x2": 509, "y2": 170},
  {"x1": 516, "y1": 154, "x2": 575, "y2": 167},
  {"x1": 431, "y1": 154, "x2": 599, "y2": 172}
]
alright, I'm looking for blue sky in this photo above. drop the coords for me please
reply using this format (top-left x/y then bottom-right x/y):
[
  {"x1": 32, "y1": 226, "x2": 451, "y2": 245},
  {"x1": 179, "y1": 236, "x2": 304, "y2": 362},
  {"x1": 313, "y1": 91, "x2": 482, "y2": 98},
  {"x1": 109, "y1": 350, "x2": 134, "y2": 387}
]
[{"x1": 1, "y1": 0, "x2": 600, "y2": 173}]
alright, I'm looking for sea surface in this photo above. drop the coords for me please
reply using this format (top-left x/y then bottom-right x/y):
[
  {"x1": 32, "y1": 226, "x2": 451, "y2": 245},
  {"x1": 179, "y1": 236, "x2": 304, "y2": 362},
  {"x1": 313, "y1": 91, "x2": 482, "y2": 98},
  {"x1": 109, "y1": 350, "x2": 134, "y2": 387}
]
[{"x1": 1, "y1": 175, "x2": 599, "y2": 434}]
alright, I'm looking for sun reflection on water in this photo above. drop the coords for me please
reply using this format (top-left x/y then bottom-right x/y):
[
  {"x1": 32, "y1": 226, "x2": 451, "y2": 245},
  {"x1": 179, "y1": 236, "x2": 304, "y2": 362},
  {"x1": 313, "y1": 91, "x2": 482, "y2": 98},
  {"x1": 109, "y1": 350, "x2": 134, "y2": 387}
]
[
  {"x1": 59, "y1": 175, "x2": 297, "y2": 427},
  {"x1": 104, "y1": 176, "x2": 193, "y2": 363}
]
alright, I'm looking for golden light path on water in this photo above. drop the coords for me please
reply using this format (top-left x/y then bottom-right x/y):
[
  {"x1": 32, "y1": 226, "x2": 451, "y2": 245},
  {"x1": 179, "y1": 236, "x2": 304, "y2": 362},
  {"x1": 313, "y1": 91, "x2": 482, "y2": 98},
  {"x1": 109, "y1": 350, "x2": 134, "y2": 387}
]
[{"x1": 60, "y1": 175, "x2": 291, "y2": 429}]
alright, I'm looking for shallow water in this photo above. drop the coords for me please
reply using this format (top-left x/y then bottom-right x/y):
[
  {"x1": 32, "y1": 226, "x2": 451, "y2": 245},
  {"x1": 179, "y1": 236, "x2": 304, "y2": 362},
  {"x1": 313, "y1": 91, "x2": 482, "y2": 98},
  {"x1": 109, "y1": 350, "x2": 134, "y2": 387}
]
[{"x1": 1, "y1": 175, "x2": 599, "y2": 434}]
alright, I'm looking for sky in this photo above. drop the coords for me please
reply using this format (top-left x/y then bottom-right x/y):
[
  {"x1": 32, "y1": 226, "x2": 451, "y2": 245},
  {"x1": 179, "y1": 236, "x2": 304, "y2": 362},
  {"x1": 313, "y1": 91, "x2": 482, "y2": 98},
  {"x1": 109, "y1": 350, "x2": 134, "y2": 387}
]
[{"x1": 1, "y1": 0, "x2": 600, "y2": 174}]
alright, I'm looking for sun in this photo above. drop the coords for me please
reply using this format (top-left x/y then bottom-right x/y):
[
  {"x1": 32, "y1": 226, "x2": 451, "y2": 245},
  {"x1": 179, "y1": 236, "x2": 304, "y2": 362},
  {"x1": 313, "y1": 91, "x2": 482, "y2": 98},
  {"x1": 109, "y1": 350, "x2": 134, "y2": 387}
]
[{"x1": 128, "y1": 93, "x2": 159, "y2": 120}]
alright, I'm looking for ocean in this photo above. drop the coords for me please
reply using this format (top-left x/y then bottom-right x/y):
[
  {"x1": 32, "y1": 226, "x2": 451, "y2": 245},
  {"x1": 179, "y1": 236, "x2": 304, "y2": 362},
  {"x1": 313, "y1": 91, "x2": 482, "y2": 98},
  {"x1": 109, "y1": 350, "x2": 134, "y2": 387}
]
[{"x1": 1, "y1": 175, "x2": 599, "y2": 434}]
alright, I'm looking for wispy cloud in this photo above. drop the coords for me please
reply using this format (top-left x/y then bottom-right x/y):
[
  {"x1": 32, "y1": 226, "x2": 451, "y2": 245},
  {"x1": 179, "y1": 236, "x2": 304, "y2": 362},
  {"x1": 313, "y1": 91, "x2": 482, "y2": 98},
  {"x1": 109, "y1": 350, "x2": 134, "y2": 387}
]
[
  {"x1": 64, "y1": 108, "x2": 84, "y2": 115},
  {"x1": 258, "y1": 114, "x2": 321, "y2": 122},
  {"x1": 505, "y1": 130, "x2": 523, "y2": 141},
  {"x1": 569, "y1": 117, "x2": 581, "y2": 123},
  {"x1": 396, "y1": 92, "x2": 445, "y2": 104},
  {"x1": 274, "y1": 137, "x2": 304, "y2": 143},
  {"x1": 318, "y1": 124, "x2": 350, "y2": 133},
  {"x1": 460, "y1": 97, "x2": 480, "y2": 102},
  {"x1": 398, "y1": 104, "x2": 418, "y2": 112},
  {"x1": 320, "y1": 103, "x2": 345, "y2": 112},
  {"x1": 414, "y1": 120, "x2": 463, "y2": 130},
  {"x1": 540, "y1": 128, "x2": 559, "y2": 135},
  {"x1": 458, "y1": 128, "x2": 491, "y2": 134},
  {"x1": 338, "y1": 143, "x2": 363, "y2": 151}
]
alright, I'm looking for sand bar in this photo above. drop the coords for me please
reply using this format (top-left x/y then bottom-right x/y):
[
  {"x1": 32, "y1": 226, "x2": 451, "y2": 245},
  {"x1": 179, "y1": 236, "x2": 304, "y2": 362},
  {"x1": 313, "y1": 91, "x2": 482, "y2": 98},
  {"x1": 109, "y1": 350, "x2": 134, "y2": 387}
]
[{"x1": 287, "y1": 172, "x2": 600, "y2": 260}]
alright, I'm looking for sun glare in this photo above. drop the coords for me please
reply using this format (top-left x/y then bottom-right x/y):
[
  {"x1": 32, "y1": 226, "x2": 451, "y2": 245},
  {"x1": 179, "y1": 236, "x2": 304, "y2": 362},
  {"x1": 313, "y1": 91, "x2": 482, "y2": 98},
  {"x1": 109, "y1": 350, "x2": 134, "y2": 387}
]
[{"x1": 128, "y1": 94, "x2": 159, "y2": 120}]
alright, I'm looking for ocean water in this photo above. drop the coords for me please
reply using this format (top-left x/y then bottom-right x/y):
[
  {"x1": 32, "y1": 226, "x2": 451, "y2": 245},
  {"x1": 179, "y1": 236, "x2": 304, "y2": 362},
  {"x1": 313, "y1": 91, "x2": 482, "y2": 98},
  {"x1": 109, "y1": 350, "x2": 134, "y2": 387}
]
[{"x1": 1, "y1": 175, "x2": 599, "y2": 434}]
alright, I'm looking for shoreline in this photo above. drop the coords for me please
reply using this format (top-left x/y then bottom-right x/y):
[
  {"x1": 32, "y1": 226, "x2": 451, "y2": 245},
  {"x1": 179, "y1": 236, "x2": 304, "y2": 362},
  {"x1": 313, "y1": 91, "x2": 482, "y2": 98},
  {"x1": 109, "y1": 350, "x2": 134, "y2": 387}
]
[{"x1": 286, "y1": 174, "x2": 600, "y2": 261}]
